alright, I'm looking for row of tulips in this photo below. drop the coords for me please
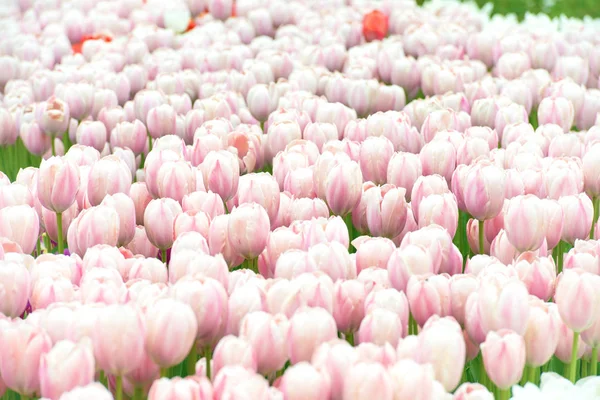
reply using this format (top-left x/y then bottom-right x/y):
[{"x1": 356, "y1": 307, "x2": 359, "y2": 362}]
[{"x1": 3, "y1": 0, "x2": 600, "y2": 399}]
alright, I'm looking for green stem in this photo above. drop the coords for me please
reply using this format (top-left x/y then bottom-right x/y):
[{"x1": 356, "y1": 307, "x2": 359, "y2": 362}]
[
  {"x1": 527, "y1": 365, "x2": 537, "y2": 384},
  {"x1": 99, "y1": 370, "x2": 107, "y2": 387},
  {"x1": 498, "y1": 388, "x2": 510, "y2": 400},
  {"x1": 51, "y1": 133, "x2": 56, "y2": 156},
  {"x1": 582, "y1": 359, "x2": 589, "y2": 378},
  {"x1": 43, "y1": 233, "x2": 51, "y2": 253},
  {"x1": 343, "y1": 213, "x2": 354, "y2": 250},
  {"x1": 591, "y1": 197, "x2": 599, "y2": 239},
  {"x1": 160, "y1": 367, "x2": 169, "y2": 378},
  {"x1": 478, "y1": 219, "x2": 485, "y2": 255},
  {"x1": 346, "y1": 331, "x2": 354, "y2": 347},
  {"x1": 409, "y1": 312, "x2": 417, "y2": 335},
  {"x1": 36, "y1": 236, "x2": 41, "y2": 257},
  {"x1": 116, "y1": 375, "x2": 123, "y2": 400},
  {"x1": 205, "y1": 346, "x2": 212, "y2": 380},
  {"x1": 223, "y1": 200, "x2": 229, "y2": 214},
  {"x1": 56, "y1": 212, "x2": 63, "y2": 254},
  {"x1": 187, "y1": 342, "x2": 197, "y2": 376},
  {"x1": 592, "y1": 347, "x2": 598, "y2": 376},
  {"x1": 161, "y1": 248, "x2": 167, "y2": 266},
  {"x1": 569, "y1": 332, "x2": 580, "y2": 383},
  {"x1": 133, "y1": 387, "x2": 143, "y2": 400},
  {"x1": 557, "y1": 241, "x2": 564, "y2": 275}
]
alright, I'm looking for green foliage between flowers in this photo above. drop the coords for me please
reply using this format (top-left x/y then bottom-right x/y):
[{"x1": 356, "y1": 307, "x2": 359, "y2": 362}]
[{"x1": 419, "y1": 0, "x2": 599, "y2": 19}]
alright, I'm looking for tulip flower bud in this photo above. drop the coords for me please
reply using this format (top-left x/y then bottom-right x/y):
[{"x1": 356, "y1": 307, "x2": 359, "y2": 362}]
[
  {"x1": 387, "y1": 244, "x2": 436, "y2": 293},
  {"x1": 279, "y1": 362, "x2": 331, "y2": 400},
  {"x1": 559, "y1": 193, "x2": 594, "y2": 244},
  {"x1": 0, "y1": 259, "x2": 31, "y2": 318},
  {"x1": 148, "y1": 377, "x2": 213, "y2": 400},
  {"x1": 287, "y1": 307, "x2": 337, "y2": 364},
  {"x1": 227, "y1": 203, "x2": 270, "y2": 260},
  {"x1": 538, "y1": 96, "x2": 575, "y2": 132},
  {"x1": 503, "y1": 195, "x2": 546, "y2": 252},
  {"x1": 364, "y1": 184, "x2": 408, "y2": 239},
  {"x1": 325, "y1": 160, "x2": 363, "y2": 217},
  {"x1": 200, "y1": 150, "x2": 239, "y2": 202},
  {"x1": 87, "y1": 156, "x2": 132, "y2": 206},
  {"x1": 239, "y1": 311, "x2": 289, "y2": 375},
  {"x1": 481, "y1": 329, "x2": 526, "y2": 390},
  {"x1": 212, "y1": 335, "x2": 257, "y2": 376},
  {"x1": 59, "y1": 383, "x2": 113, "y2": 400},
  {"x1": 478, "y1": 274, "x2": 530, "y2": 336},
  {"x1": 524, "y1": 299, "x2": 560, "y2": 367},
  {"x1": 101, "y1": 193, "x2": 136, "y2": 247},
  {"x1": 110, "y1": 120, "x2": 148, "y2": 156},
  {"x1": 145, "y1": 298, "x2": 198, "y2": 368},
  {"x1": 39, "y1": 339, "x2": 95, "y2": 400},
  {"x1": 76, "y1": 121, "x2": 107, "y2": 152},
  {"x1": 0, "y1": 205, "x2": 39, "y2": 254},
  {"x1": 144, "y1": 198, "x2": 182, "y2": 250},
  {"x1": 555, "y1": 269, "x2": 600, "y2": 332},
  {"x1": 357, "y1": 308, "x2": 403, "y2": 347},
  {"x1": 417, "y1": 192, "x2": 459, "y2": 237},
  {"x1": 343, "y1": 362, "x2": 393, "y2": 400},
  {"x1": 0, "y1": 321, "x2": 52, "y2": 397},
  {"x1": 463, "y1": 161, "x2": 506, "y2": 221},
  {"x1": 36, "y1": 157, "x2": 80, "y2": 213},
  {"x1": 359, "y1": 136, "x2": 394, "y2": 185}
]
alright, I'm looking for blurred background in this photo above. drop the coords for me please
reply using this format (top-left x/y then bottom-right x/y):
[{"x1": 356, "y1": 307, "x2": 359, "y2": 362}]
[{"x1": 417, "y1": 0, "x2": 599, "y2": 19}]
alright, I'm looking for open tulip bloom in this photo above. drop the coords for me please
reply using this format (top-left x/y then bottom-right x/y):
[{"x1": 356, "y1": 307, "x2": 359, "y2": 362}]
[{"x1": 2, "y1": 0, "x2": 600, "y2": 400}]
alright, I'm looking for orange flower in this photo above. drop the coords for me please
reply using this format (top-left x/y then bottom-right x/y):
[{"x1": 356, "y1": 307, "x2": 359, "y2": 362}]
[
  {"x1": 71, "y1": 34, "x2": 112, "y2": 54},
  {"x1": 362, "y1": 10, "x2": 389, "y2": 42}
]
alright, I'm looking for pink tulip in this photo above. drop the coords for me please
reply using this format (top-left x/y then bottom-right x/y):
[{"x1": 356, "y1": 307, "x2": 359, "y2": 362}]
[
  {"x1": 503, "y1": 195, "x2": 546, "y2": 252},
  {"x1": 477, "y1": 274, "x2": 530, "y2": 336},
  {"x1": 212, "y1": 335, "x2": 257, "y2": 376},
  {"x1": 147, "y1": 377, "x2": 213, "y2": 400},
  {"x1": 387, "y1": 244, "x2": 436, "y2": 292},
  {"x1": 555, "y1": 269, "x2": 600, "y2": 332},
  {"x1": 559, "y1": 193, "x2": 594, "y2": 244},
  {"x1": 489, "y1": 229, "x2": 519, "y2": 264},
  {"x1": 93, "y1": 304, "x2": 145, "y2": 376},
  {"x1": 75, "y1": 121, "x2": 107, "y2": 152},
  {"x1": 353, "y1": 236, "x2": 395, "y2": 273},
  {"x1": 463, "y1": 161, "x2": 506, "y2": 221},
  {"x1": 101, "y1": 193, "x2": 135, "y2": 247},
  {"x1": 144, "y1": 198, "x2": 182, "y2": 250},
  {"x1": 449, "y1": 274, "x2": 479, "y2": 326},
  {"x1": 134, "y1": 90, "x2": 166, "y2": 125},
  {"x1": 421, "y1": 108, "x2": 460, "y2": 143},
  {"x1": 21, "y1": 121, "x2": 52, "y2": 156},
  {"x1": 364, "y1": 184, "x2": 408, "y2": 239},
  {"x1": 39, "y1": 339, "x2": 95, "y2": 400},
  {"x1": 183, "y1": 191, "x2": 225, "y2": 220},
  {"x1": 30, "y1": 276, "x2": 77, "y2": 310},
  {"x1": 538, "y1": 96, "x2": 575, "y2": 132},
  {"x1": 386, "y1": 152, "x2": 421, "y2": 202},
  {"x1": 420, "y1": 139, "x2": 457, "y2": 183},
  {"x1": 302, "y1": 243, "x2": 352, "y2": 280},
  {"x1": 36, "y1": 156, "x2": 80, "y2": 213},
  {"x1": 325, "y1": 160, "x2": 363, "y2": 217},
  {"x1": 265, "y1": 120, "x2": 303, "y2": 162},
  {"x1": 524, "y1": 298, "x2": 560, "y2": 367},
  {"x1": 417, "y1": 192, "x2": 459, "y2": 237},
  {"x1": 287, "y1": 307, "x2": 337, "y2": 364},
  {"x1": 239, "y1": 311, "x2": 289, "y2": 375},
  {"x1": 358, "y1": 308, "x2": 403, "y2": 347},
  {"x1": 541, "y1": 198, "x2": 564, "y2": 250},
  {"x1": 200, "y1": 150, "x2": 240, "y2": 202},
  {"x1": 170, "y1": 276, "x2": 228, "y2": 349},
  {"x1": 481, "y1": 329, "x2": 526, "y2": 390},
  {"x1": 289, "y1": 197, "x2": 329, "y2": 222},
  {"x1": 358, "y1": 136, "x2": 394, "y2": 185},
  {"x1": 0, "y1": 205, "x2": 39, "y2": 254},
  {"x1": 40, "y1": 96, "x2": 70, "y2": 136},
  {"x1": 227, "y1": 283, "x2": 268, "y2": 336},
  {"x1": 87, "y1": 156, "x2": 132, "y2": 206},
  {"x1": 311, "y1": 341, "x2": 357, "y2": 400},
  {"x1": 400, "y1": 225, "x2": 462, "y2": 276},
  {"x1": 57, "y1": 382, "x2": 113, "y2": 400},
  {"x1": 388, "y1": 359, "x2": 440, "y2": 400},
  {"x1": 0, "y1": 321, "x2": 52, "y2": 396},
  {"x1": 236, "y1": 173, "x2": 281, "y2": 222},
  {"x1": 406, "y1": 274, "x2": 447, "y2": 328},
  {"x1": 208, "y1": 214, "x2": 244, "y2": 268},
  {"x1": 0, "y1": 258, "x2": 31, "y2": 317},
  {"x1": 343, "y1": 362, "x2": 393, "y2": 400},
  {"x1": 110, "y1": 120, "x2": 148, "y2": 156},
  {"x1": 126, "y1": 226, "x2": 159, "y2": 258},
  {"x1": 227, "y1": 203, "x2": 270, "y2": 260},
  {"x1": 332, "y1": 279, "x2": 367, "y2": 334},
  {"x1": 279, "y1": 362, "x2": 331, "y2": 400},
  {"x1": 145, "y1": 298, "x2": 198, "y2": 368},
  {"x1": 453, "y1": 383, "x2": 494, "y2": 400},
  {"x1": 410, "y1": 174, "x2": 449, "y2": 222}
]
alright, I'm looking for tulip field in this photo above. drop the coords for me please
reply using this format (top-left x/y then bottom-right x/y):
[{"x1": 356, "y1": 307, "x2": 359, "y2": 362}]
[{"x1": 3, "y1": 0, "x2": 600, "y2": 399}]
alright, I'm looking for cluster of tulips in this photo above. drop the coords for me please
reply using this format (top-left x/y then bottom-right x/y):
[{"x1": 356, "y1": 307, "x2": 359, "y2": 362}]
[{"x1": 3, "y1": 0, "x2": 600, "y2": 399}]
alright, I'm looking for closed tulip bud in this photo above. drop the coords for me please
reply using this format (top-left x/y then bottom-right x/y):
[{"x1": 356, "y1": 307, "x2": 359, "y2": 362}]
[
  {"x1": 357, "y1": 308, "x2": 403, "y2": 347},
  {"x1": 212, "y1": 335, "x2": 257, "y2": 376},
  {"x1": 343, "y1": 362, "x2": 393, "y2": 400},
  {"x1": 146, "y1": 104, "x2": 177, "y2": 140},
  {"x1": 524, "y1": 299, "x2": 560, "y2": 367},
  {"x1": 148, "y1": 377, "x2": 213, "y2": 400},
  {"x1": 110, "y1": 120, "x2": 148, "y2": 156},
  {"x1": 36, "y1": 157, "x2": 80, "y2": 213},
  {"x1": 411, "y1": 174, "x2": 449, "y2": 223},
  {"x1": 66, "y1": 206, "x2": 120, "y2": 256},
  {"x1": 126, "y1": 226, "x2": 159, "y2": 258},
  {"x1": 325, "y1": 160, "x2": 363, "y2": 217},
  {"x1": 449, "y1": 274, "x2": 479, "y2": 327},
  {"x1": 496, "y1": 52, "x2": 531, "y2": 79},
  {"x1": 303, "y1": 122, "x2": 338, "y2": 152},
  {"x1": 87, "y1": 156, "x2": 132, "y2": 206},
  {"x1": 183, "y1": 191, "x2": 225, "y2": 220},
  {"x1": 387, "y1": 244, "x2": 436, "y2": 292},
  {"x1": 490, "y1": 229, "x2": 519, "y2": 264},
  {"x1": 0, "y1": 108, "x2": 17, "y2": 146},
  {"x1": 227, "y1": 203, "x2": 270, "y2": 260},
  {"x1": 540, "y1": 198, "x2": 563, "y2": 250},
  {"x1": 419, "y1": 139, "x2": 457, "y2": 183},
  {"x1": 145, "y1": 298, "x2": 198, "y2": 368},
  {"x1": 353, "y1": 236, "x2": 395, "y2": 273},
  {"x1": 538, "y1": 96, "x2": 574, "y2": 132},
  {"x1": 289, "y1": 197, "x2": 329, "y2": 222},
  {"x1": 200, "y1": 150, "x2": 239, "y2": 202},
  {"x1": 406, "y1": 274, "x2": 447, "y2": 328},
  {"x1": 332, "y1": 279, "x2": 367, "y2": 334},
  {"x1": 75, "y1": 121, "x2": 107, "y2": 152},
  {"x1": 0, "y1": 321, "x2": 52, "y2": 396},
  {"x1": 359, "y1": 136, "x2": 394, "y2": 185},
  {"x1": 239, "y1": 311, "x2": 289, "y2": 375},
  {"x1": 386, "y1": 152, "x2": 421, "y2": 202},
  {"x1": 279, "y1": 362, "x2": 331, "y2": 400},
  {"x1": 388, "y1": 359, "x2": 440, "y2": 400},
  {"x1": 170, "y1": 276, "x2": 228, "y2": 348},
  {"x1": 40, "y1": 96, "x2": 70, "y2": 136},
  {"x1": 287, "y1": 307, "x2": 337, "y2": 364},
  {"x1": 58, "y1": 382, "x2": 113, "y2": 400},
  {"x1": 512, "y1": 253, "x2": 556, "y2": 301},
  {"x1": 0, "y1": 205, "x2": 39, "y2": 254},
  {"x1": 21, "y1": 121, "x2": 52, "y2": 156},
  {"x1": 463, "y1": 161, "x2": 506, "y2": 221},
  {"x1": 481, "y1": 329, "x2": 526, "y2": 390},
  {"x1": 208, "y1": 214, "x2": 244, "y2": 268},
  {"x1": 134, "y1": 90, "x2": 166, "y2": 125},
  {"x1": 584, "y1": 143, "x2": 600, "y2": 198},
  {"x1": 129, "y1": 183, "x2": 151, "y2": 228},
  {"x1": 100, "y1": 193, "x2": 135, "y2": 247},
  {"x1": 30, "y1": 276, "x2": 77, "y2": 310},
  {"x1": 236, "y1": 173, "x2": 280, "y2": 222},
  {"x1": 0, "y1": 259, "x2": 31, "y2": 317},
  {"x1": 418, "y1": 192, "x2": 459, "y2": 237},
  {"x1": 555, "y1": 269, "x2": 600, "y2": 332},
  {"x1": 246, "y1": 83, "x2": 278, "y2": 122},
  {"x1": 478, "y1": 275, "x2": 530, "y2": 335},
  {"x1": 39, "y1": 339, "x2": 95, "y2": 400},
  {"x1": 144, "y1": 198, "x2": 182, "y2": 250},
  {"x1": 364, "y1": 185, "x2": 408, "y2": 239},
  {"x1": 266, "y1": 120, "x2": 302, "y2": 162},
  {"x1": 559, "y1": 193, "x2": 594, "y2": 244},
  {"x1": 503, "y1": 195, "x2": 546, "y2": 252}
]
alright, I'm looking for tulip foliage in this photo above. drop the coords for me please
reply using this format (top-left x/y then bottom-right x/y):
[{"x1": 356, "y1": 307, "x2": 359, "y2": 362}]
[{"x1": 2, "y1": 0, "x2": 600, "y2": 400}]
